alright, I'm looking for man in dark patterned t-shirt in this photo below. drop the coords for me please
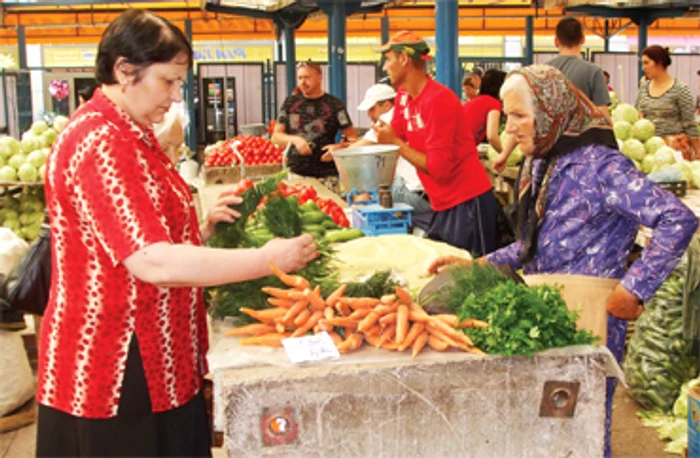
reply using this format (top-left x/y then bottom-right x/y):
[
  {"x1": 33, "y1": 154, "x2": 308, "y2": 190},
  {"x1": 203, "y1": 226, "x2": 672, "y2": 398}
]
[{"x1": 272, "y1": 61, "x2": 357, "y2": 184}]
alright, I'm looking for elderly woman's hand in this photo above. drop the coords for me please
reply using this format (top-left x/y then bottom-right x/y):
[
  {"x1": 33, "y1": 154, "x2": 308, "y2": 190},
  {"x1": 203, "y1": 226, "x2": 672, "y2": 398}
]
[
  {"x1": 262, "y1": 234, "x2": 318, "y2": 273},
  {"x1": 427, "y1": 256, "x2": 472, "y2": 275},
  {"x1": 606, "y1": 284, "x2": 643, "y2": 320}
]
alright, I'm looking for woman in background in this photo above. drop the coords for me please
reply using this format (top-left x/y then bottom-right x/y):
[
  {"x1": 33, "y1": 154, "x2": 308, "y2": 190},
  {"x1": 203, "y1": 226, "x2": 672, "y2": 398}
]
[{"x1": 634, "y1": 45, "x2": 699, "y2": 160}]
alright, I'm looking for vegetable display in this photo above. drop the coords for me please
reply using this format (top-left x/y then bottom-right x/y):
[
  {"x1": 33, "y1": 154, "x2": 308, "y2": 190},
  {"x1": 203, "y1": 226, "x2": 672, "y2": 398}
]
[
  {"x1": 0, "y1": 118, "x2": 64, "y2": 183},
  {"x1": 206, "y1": 173, "x2": 362, "y2": 320},
  {"x1": 226, "y1": 266, "x2": 486, "y2": 357},
  {"x1": 624, "y1": 247, "x2": 699, "y2": 413},
  {"x1": 0, "y1": 187, "x2": 45, "y2": 241},
  {"x1": 611, "y1": 103, "x2": 700, "y2": 187},
  {"x1": 204, "y1": 135, "x2": 283, "y2": 167},
  {"x1": 439, "y1": 264, "x2": 597, "y2": 357},
  {"x1": 636, "y1": 376, "x2": 700, "y2": 455}
]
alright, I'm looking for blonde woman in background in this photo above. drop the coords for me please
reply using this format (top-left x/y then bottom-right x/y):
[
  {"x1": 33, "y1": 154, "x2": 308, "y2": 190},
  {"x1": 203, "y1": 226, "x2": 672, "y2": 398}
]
[{"x1": 154, "y1": 102, "x2": 188, "y2": 164}]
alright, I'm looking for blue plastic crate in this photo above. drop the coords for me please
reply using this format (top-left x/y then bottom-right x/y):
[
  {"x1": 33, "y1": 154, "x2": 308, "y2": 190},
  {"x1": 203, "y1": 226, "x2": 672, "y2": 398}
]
[{"x1": 352, "y1": 204, "x2": 413, "y2": 236}]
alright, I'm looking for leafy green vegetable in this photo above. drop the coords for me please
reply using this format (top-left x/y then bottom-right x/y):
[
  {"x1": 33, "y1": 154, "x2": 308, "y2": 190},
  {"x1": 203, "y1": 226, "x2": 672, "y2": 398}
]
[
  {"x1": 624, "y1": 243, "x2": 700, "y2": 413},
  {"x1": 341, "y1": 270, "x2": 402, "y2": 299},
  {"x1": 262, "y1": 195, "x2": 301, "y2": 238},
  {"x1": 209, "y1": 170, "x2": 288, "y2": 249},
  {"x1": 446, "y1": 265, "x2": 597, "y2": 357}
]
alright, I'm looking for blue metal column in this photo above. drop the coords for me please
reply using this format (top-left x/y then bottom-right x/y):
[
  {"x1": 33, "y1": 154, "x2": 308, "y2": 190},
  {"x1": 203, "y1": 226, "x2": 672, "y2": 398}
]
[
  {"x1": 604, "y1": 20, "x2": 610, "y2": 53},
  {"x1": 637, "y1": 13, "x2": 649, "y2": 83},
  {"x1": 327, "y1": 2, "x2": 348, "y2": 104},
  {"x1": 18, "y1": 25, "x2": 27, "y2": 69},
  {"x1": 525, "y1": 16, "x2": 534, "y2": 66},
  {"x1": 435, "y1": 0, "x2": 460, "y2": 96},
  {"x1": 283, "y1": 25, "x2": 297, "y2": 96},
  {"x1": 184, "y1": 19, "x2": 196, "y2": 152}
]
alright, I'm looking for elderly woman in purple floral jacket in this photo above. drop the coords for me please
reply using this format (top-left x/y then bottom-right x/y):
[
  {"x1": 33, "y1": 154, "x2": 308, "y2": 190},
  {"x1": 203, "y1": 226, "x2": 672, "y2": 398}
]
[{"x1": 429, "y1": 65, "x2": 698, "y2": 457}]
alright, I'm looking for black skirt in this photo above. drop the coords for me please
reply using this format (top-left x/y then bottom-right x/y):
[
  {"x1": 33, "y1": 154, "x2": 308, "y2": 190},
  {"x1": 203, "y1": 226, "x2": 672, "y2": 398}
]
[{"x1": 36, "y1": 335, "x2": 212, "y2": 457}]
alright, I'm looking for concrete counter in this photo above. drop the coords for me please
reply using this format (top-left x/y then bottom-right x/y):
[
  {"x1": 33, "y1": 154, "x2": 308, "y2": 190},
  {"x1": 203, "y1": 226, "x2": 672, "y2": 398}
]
[{"x1": 216, "y1": 345, "x2": 611, "y2": 457}]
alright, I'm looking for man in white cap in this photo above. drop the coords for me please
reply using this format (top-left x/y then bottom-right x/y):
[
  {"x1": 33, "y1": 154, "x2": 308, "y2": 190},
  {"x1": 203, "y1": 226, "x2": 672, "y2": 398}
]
[{"x1": 343, "y1": 83, "x2": 432, "y2": 216}]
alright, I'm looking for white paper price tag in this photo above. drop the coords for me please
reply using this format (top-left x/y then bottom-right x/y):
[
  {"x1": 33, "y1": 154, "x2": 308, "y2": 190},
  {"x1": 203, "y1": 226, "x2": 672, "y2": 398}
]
[{"x1": 282, "y1": 332, "x2": 340, "y2": 364}]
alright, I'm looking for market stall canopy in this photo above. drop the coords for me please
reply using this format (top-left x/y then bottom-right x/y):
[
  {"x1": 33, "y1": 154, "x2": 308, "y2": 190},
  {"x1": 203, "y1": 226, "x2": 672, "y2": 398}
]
[{"x1": 541, "y1": 0, "x2": 700, "y2": 16}]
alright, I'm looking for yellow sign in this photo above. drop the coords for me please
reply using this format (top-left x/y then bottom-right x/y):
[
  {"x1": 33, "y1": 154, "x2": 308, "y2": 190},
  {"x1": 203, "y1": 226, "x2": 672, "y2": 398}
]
[
  {"x1": 193, "y1": 45, "x2": 273, "y2": 62},
  {"x1": 0, "y1": 47, "x2": 19, "y2": 69},
  {"x1": 43, "y1": 46, "x2": 97, "y2": 68}
]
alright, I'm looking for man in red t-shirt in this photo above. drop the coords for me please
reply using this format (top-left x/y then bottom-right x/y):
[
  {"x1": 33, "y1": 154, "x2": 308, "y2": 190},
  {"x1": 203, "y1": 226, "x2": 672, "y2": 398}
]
[{"x1": 373, "y1": 31, "x2": 499, "y2": 255}]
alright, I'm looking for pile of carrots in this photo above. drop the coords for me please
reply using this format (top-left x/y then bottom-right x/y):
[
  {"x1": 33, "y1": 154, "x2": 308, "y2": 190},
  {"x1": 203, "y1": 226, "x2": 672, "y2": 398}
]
[{"x1": 225, "y1": 264, "x2": 487, "y2": 357}]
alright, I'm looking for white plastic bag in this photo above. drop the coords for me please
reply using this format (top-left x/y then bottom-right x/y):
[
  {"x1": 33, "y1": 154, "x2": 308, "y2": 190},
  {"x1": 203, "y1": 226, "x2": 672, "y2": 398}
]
[
  {"x1": 0, "y1": 228, "x2": 29, "y2": 276},
  {"x1": 0, "y1": 330, "x2": 35, "y2": 416}
]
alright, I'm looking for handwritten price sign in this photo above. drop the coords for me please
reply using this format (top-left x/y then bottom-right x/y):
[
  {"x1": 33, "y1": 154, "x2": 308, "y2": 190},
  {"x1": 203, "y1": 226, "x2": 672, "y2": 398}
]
[{"x1": 282, "y1": 332, "x2": 340, "y2": 364}]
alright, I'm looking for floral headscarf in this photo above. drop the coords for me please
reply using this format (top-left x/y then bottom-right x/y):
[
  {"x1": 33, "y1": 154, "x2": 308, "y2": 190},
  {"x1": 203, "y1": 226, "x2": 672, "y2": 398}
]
[{"x1": 512, "y1": 65, "x2": 615, "y2": 265}]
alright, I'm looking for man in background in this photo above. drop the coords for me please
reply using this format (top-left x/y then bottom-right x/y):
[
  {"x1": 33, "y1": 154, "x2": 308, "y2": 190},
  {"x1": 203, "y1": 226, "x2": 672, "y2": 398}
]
[
  {"x1": 373, "y1": 31, "x2": 498, "y2": 255},
  {"x1": 344, "y1": 83, "x2": 432, "y2": 219},
  {"x1": 463, "y1": 73, "x2": 479, "y2": 102},
  {"x1": 272, "y1": 60, "x2": 357, "y2": 193},
  {"x1": 547, "y1": 16, "x2": 612, "y2": 123}
]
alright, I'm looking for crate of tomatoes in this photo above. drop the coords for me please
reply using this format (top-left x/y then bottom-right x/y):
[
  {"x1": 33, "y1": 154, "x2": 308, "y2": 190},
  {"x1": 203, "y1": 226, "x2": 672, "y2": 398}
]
[{"x1": 202, "y1": 135, "x2": 286, "y2": 185}]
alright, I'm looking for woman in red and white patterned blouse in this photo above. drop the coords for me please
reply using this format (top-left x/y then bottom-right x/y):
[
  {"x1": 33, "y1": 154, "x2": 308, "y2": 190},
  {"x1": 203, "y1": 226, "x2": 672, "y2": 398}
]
[{"x1": 36, "y1": 10, "x2": 316, "y2": 457}]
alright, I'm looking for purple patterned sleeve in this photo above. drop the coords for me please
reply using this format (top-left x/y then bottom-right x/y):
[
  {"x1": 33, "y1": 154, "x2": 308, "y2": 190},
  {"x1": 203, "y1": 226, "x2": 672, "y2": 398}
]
[
  {"x1": 486, "y1": 240, "x2": 524, "y2": 270},
  {"x1": 597, "y1": 154, "x2": 698, "y2": 301}
]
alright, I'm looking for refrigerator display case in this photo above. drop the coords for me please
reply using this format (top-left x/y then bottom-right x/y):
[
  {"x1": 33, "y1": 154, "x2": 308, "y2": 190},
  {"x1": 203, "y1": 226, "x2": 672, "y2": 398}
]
[{"x1": 201, "y1": 77, "x2": 237, "y2": 145}]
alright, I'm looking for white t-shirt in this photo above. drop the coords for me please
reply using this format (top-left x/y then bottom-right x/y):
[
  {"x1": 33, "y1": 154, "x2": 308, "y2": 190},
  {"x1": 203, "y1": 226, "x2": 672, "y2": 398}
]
[{"x1": 363, "y1": 109, "x2": 423, "y2": 192}]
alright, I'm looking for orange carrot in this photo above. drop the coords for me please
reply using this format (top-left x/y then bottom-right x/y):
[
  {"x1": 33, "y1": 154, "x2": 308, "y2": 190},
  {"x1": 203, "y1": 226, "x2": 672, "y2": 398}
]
[
  {"x1": 380, "y1": 294, "x2": 396, "y2": 305},
  {"x1": 427, "y1": 327, "x2": 469, "y2": 351},
  {"x1": 282, "y1": 298, "x2": 310, "y2": 324},
  {"x1": 224, "y1": 323, "x2": 276, "y2": 337},
  {"x1": 287, "y1": 290, "x2": 307, "y2": 301},
  {"x1": 372, "y1": 304, "x2": 398, "y2": 316},
  {"x1": 336, "y1": 333, "x2": 364, "y2": 353},
  {"x1": 395, "y1": 286, "x2": 413, "y2": 304},
  {"x1": 412, "y1": 331, "x2": 429, "y2": 357},
  {"x1": 327, "y1": 331, "x2": 343, "y2": 346},
  {"x1": 335, "y1": 300, "x2": 351, "y2": 317},
  {"x1": 428, "y1": 335, "x2": 449, "y2": 351},
  {"x1": 395, "y1": 304, "x2": 409, "y2": 344},
  {"x1": 321, "y1": 317, "x2": 358, "y2": 329},
  {"x1": 457, "y1": 318, "x2": 489, "y2": 329},
  {"x1": 293, "y1": 308, "x2": 311, "y2": 326},
  {"x1": 398, "y1": 322, "x2": 426, "y2": 351},
  {"x1": 326, "y1": 284, "x2": 347, "y2": 307},
  {"x1": 377, "y1": 324, "x2": 396, "y2": 348},
  {"x1": 239, "y1": 307, "x2": 286, "y2": 324},
  {"x1": 239, "y1": 333, "x2": 290, "y2": 347},
  {"x1": 306, "y1": 286, "x2": 326, "y2": 312},
  {"x1": 379, "y1": 312, "x2": 398, "y2": 327},
  {"x1": 291, "y1": 310, "x2": 324, "y2": 337},
  {"x1": 323, "y1": 307, "x2": 335, "y2": 320},
  {"x1": 467, "y1": 346, "x2": 486, "y2": 355},
  {"x1": 364, "y1": 334, "x2": 381, "y2": 348},
  {"x1": 428, "y1": 318, "x2": 473, "y2": 346},
  {"x1": 275, "y1": 322, "x2": 286, "y2": 333},
  {"x1": 435, "y1": 314, "x2": 459, "y2": 327},
  {"x1": 267, "y1": 298, "x2": 295, "y2": 308},
  {"x1": 358, "y1": 311, "x2": 381, "y2": 333},
  {"x1": 381, "y1": 341, "x2": 400, "y2": 351},
  {"x1": 341, "y1": 297, "x2": 381, "y2": 310},
  {"x1": 364, "y1": 324, "x2": 382, "y2": 338},
  {"x1": 261, "y1": 287, "x2": 294, "y2": 300},
  {"x1": 269, "y1": 264, "x2": 310, "y2": 290},
  {"x1": 348, "y1": 309, "x2": 371, "y2": 320},
  {"x1": 407, "y1": 311, "x2": 429, "y2": 323}
]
